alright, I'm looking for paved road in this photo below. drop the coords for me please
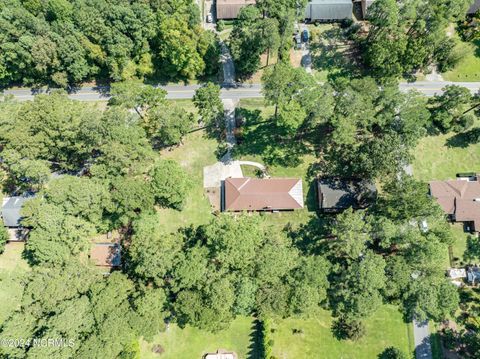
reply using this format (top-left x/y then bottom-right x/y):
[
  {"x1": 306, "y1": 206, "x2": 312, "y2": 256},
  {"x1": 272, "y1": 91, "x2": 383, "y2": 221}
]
[
  {"x1": 2, "y1": 81, "x2": 479, "y2": 102},
  {"x1": 413, "y1": 320, "x2": 432, "y2": 359}
]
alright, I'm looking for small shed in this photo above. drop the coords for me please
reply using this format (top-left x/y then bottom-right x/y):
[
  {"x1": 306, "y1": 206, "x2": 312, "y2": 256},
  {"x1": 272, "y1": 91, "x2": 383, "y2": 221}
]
[
  {"x1": 447, "y1": 268, "x2": 467, "y2": 280},
  {"x1": 1, "y1": 196, "x2": 33, "y2": 228},
  {"x1": 305, "y1": 0, "x2": 353, "y2": 21},
  {"x1": 216, "y1": 0, "x2": 256, "y2": 20}
]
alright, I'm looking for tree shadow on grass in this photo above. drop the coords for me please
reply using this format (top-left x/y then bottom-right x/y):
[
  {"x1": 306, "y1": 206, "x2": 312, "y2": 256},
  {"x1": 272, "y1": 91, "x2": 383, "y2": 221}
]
[
  {"x1": 233, "y1": 108, "x2": 310, "y2": 167},
  {"x1": 246, "y1": 318, "x2": 263, "y2": 359},
  {"x1": 286, "y1": 214, "x2": 333, "y2": 255},
  {"x1": 445, "y1": 127, "x2": 480, "y2": 148},
  {"x1": 309, "y1": 27, "x2": 362, "y2": 80}
]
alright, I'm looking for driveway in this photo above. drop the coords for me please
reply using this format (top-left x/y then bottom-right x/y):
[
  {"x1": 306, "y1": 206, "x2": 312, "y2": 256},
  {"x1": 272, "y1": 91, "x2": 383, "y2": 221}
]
[
  {"x1": 413, "y1": 320, "x2": 432, "y2": 359},
  {"x1": 300, "y1": 23, "x2": 312, "y2": 73}
]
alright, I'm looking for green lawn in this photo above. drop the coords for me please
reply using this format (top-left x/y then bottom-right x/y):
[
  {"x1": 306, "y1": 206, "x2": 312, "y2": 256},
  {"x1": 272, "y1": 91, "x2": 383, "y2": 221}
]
[
  {"x1": 412, "y1": 131, "x2": 480, "y2": 181},
  {"x1": 271, "y1": 305, "x2": 414, "y2": 359},
  {"x1": 443, "y1": 38, "x2": 480, "y2": 82},
  {"x1": 157, "y1": 130, "x2": 218, "y2": 233},
  {"x1": 0, "y1": 242, "x2": 30, "y2": 325},
  {"x1": 140, "y1": 316, "x2": 255, "y2": 359},
  {"x1": 450, "y1": 223, "x2": 469, "y2": 266},
  {"x1": 139, "y1": 307, "x2": 414, "y2": 359}
]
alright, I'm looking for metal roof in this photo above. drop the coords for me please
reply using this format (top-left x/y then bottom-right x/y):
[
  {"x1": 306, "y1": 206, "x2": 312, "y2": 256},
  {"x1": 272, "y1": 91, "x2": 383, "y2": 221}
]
[
  {"x1": 216, "y1": 0, "x2": 256, "y2": 19},
  {"x1": 305, "y1": 0, "x2": 353, "y2": 20},
  {"x1": 1, "y1": 196, "x2": 33, "y2": 227}
]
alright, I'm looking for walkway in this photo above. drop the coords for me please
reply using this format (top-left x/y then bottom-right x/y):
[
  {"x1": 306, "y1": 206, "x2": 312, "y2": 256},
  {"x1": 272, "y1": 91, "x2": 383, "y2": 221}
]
[{"x1": 413, "y1": 320, "x2": 432, "y2": 359}]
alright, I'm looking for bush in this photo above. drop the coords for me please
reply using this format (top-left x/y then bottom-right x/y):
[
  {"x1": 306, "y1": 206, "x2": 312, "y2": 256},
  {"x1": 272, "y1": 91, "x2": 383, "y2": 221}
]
[
  {"x1": 217, "y1": 20, "x2": 225, "y2": 32},
  {"x1": 378, "y1": 346, "x2": 408, "y2": 359},
  {"x1": 0, "y1": 224, "x2": 8, "y2": 254},
  {"x1": 332, "y1": 317, "x2": 366, "y2": 341}
]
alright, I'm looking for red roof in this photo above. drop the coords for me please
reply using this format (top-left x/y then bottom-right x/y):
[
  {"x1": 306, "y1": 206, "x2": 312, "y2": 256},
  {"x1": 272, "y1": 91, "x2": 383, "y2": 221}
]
[{"x1": 224, "y1": 178, "x2": 304, "y2": 211}]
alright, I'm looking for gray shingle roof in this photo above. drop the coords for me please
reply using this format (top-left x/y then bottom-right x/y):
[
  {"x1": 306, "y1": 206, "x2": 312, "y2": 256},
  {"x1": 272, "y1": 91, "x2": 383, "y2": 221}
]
[
  {"x1": 468, "y1": 0, "x2": 480, "y2": 14},
  {"x1": 1, "y1": 196, "x2": 32, "y2": 227},
  {"x1": 305, "y1": 0, "x2": 353, "y2": 20},
  {"x1": 317, "y1": 178, "x2": 376, "y2": 211}
]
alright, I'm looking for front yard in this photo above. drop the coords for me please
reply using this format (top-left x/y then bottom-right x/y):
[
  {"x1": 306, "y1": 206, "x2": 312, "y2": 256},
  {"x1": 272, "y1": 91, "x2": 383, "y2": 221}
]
[
  {"x1": 412, "y1": 130, "x2": 480, "y2": 181},
  {"x1": 443, "y1": 38, "x2": 480, "y2": 82}
]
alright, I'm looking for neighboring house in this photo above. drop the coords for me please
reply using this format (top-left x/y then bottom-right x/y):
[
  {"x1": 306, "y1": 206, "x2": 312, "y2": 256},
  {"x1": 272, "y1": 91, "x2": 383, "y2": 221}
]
[
  {"x1": 216, "y1": 0, "x2": 256, "y2": 20},
  {"x1": 305, "y1": 0, "x2": 353, "y2": 22},
  {"x1": 316, "y1": 178, "x2": 377, "y2": 212},
  {"x1": 467, "y1": 266, "x2": 480, "y2": 285},
  {"x1": 90, "y1": 243, "x2": 121, "y2": 269},
  {"x1": 429, "y1": 174, "x2": 480, "y2": 233},
  {"x1": 223, "y1": 177, "x2": 304, "y2": 211},
  {"x1": 1, "y1": 196, "x2": 34, "y2": 241},
  {"x1": 468, "y1": 0, "x2": 480, "y2": 15}
]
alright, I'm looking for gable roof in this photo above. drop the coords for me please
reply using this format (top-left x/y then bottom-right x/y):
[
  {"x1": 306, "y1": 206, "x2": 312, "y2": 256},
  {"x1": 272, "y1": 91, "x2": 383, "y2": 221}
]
[
  {"x1": 429, "y1": 178, "x2": 480, "y2": 230},
  {"x1": 1, "y1": 196, "x2": 33, "y2": 227},
  {"x1": 90, "y1": 243, "x2": 121, "y2": 267},
  {"x1": 224, "y1": 177, "x2": 303, "y2": 211},
  {"x1": 317, "y1": 178, "x2": 376, "y2": 210},
  {"x1": 305, "y1": 0, "x2": 353, "y2": 20},
  {"x1": 216, "y1": 0, "x2": 256, "y2": 19}
]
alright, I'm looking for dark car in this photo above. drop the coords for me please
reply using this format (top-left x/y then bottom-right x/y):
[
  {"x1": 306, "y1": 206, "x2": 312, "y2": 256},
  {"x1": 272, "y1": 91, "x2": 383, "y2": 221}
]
[{"x1": 302, "y1": 29, "x2": 309, "y2": 42}]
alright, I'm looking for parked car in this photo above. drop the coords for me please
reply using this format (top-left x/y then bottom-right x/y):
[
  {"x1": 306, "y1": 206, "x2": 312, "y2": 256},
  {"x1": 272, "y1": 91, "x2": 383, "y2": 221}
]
[
  {"x1": 302, "y1": 29, "x2": 309, "y2": 42},
  {"x1": 206, "y1": 13, "x2": 213, "y2": 23}
]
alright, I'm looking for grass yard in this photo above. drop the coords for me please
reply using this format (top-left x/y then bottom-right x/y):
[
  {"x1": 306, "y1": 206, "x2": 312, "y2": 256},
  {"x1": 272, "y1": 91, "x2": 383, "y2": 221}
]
[
  {"x1": 412, "y1": 130, "x2": 480, "y2": 181},
  {"x1": 140, "y1": 316, "x2": 255, "y2": 359},
  {"x1": 443, "y1": 38, "x2": 480, "y2": 82},
  {"x1": 450, "y1": 223, "x2": 470, "y2": 267},
  {"x1": 271, "y1": 305, "x2": 414, "y2": 359},
  {"x1": 0, "y1": 242, "x2": 30, "y2": 325},
  {"x1": 157, "y1": 130, "x2": 218, "y2": 233}
]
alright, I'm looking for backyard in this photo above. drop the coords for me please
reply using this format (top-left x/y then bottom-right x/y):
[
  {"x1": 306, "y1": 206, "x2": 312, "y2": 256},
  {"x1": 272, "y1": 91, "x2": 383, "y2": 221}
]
[
  {"x1": 0, "y1": 242, "x2": 30, "y2": 325},
  {"x1": 140, "y1": 306, "x2": 414, "y2": 359}
]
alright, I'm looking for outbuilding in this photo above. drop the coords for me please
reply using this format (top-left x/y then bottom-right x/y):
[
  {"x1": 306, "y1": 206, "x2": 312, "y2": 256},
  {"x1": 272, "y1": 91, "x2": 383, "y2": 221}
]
[
  {"x1": 304, "y1": 0, "x2": 353, "y2": 22},
  {"x1": 216, "y1": 0, "x2": 256, "y2": 20}
]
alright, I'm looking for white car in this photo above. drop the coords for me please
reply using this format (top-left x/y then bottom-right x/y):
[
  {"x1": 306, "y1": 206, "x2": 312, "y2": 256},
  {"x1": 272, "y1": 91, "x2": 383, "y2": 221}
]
[{"x1": 206, "y1": 14, "x2": 213, "y2": 23}]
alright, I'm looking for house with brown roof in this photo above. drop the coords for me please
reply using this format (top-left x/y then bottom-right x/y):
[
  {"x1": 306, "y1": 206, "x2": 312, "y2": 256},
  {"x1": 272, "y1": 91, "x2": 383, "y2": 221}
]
[
  {"x1": 223, "y1": 177, "x2": 303, "y2": 211},
  {"x1": 429, "y1": 174, "x2": 480, "y2": 232},
  {"x1": 90, "y1": 243, "x2": 121, "y2": 269},
  {"x1": 216, "y1": 0, "x2": 256, "y2": 20}
]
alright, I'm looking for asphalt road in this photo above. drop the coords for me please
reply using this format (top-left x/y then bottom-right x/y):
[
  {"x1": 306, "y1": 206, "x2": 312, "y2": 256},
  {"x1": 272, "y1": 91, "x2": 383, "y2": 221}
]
[
  {"x1": 413, "y1": 319, "x2": 432, "y2": 359},
  {"x1": 2, "y1": 81, "x2": 479, "y2": 102}
]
